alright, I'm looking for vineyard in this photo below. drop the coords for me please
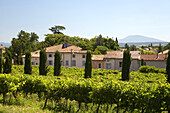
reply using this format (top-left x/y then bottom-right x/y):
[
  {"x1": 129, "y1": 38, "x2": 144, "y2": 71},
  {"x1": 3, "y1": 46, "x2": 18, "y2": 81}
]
[{"x1": 0, "y1": 65, "x2": 170, "y2": 113}]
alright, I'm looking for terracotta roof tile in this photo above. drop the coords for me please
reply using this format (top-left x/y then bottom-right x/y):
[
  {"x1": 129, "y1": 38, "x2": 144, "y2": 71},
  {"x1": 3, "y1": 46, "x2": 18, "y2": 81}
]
[
  {"x1": 22, "y1": 43, "x2": 87, "y2": 57},
  {"x1": 105, "y1": 51, "x2": 141, "y2": 59},
  {"x1": 140, "y1": 54, "x2": 166, "y2": 61},
  {"x1": 92, "y1": 55, "x2": 105, "y2": 61}
]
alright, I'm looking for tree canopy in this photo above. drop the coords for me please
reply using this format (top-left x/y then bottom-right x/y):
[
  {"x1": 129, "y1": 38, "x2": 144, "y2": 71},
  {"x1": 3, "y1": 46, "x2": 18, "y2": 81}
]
[
  {"x1": 49, "y1": 25, "x2": 66, "y2": 34},
  {"x1": 9, "y1": 30, "x2": 39, "y2": 64}
]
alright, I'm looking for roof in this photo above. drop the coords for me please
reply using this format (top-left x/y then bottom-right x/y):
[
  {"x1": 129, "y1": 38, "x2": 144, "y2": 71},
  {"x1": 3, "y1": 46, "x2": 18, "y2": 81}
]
[
  {"x1": 159, "y1": 50, "x2": 169, "y2": 55},
  {"x1": 92, "y1": 55, "x2": 105, "y2": 61},
  {"x1": 22, "y1": 43, "x2": 87, "y2": 58},
  {"x1": 139, "y1": 54, "x2": 166, "y2": 61},
  {"x1": 45, "y1": 44, "x2": 85, "y2": 53},
  {"x1": 104, "y1": 51, "x2": 141, "y2": 59},
  {"x1": 22, "y1": 50, "x2": 40, "y2": 58}
]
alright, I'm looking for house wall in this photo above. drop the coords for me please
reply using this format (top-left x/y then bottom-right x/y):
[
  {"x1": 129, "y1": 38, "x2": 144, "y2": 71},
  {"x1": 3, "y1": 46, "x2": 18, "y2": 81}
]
[
  {"x1": 46, "y1": 52, "x2": 86, "y2": 68},
  {"x1": 92, "y1": 60, "x2": 105, "y2": 69},
  {"x1": 23, "y1": 57, "x2": 39, "y2": 65},
  {"x1": 104, "y1": 58, "x2": 140, "y2": 71},
  {"x1": 145, "y1": 60, "x2": 166, "y2": 68}
]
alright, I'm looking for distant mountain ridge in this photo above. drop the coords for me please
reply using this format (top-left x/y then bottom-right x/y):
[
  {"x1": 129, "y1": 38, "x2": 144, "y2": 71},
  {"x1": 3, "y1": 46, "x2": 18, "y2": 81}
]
[
  {"x1": 0, "y1": 42, "x2": 11, "y2": 47},
  {"x1": 119, "y1": 35, "x2": 166, "y2": 43}
]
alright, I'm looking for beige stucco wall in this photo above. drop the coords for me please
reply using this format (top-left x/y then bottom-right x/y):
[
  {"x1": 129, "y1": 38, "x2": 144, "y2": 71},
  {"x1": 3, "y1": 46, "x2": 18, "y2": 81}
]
[
  {"x1": 104, "y1": 58, "x2": 140, "y2": 71},
  {"x1": 23, "y1": 57, "x2": 39, "y2": 65},
  {"x1": 46, "y1": 52, "x2": 86, "y2": 68},
  {"x1": 145, "y1": 60, "x2": 166, "y2": 68}
]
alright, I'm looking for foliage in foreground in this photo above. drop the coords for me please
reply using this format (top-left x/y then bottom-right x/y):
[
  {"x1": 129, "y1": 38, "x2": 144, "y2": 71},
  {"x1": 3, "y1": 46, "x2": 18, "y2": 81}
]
[
  {"x1": 0, "y1": 65, "x2": 169, "y2": 112},
  {"x1": 0, "y1": 73, "x2": 169, "y2": 113},
  {"x1": 139, "y1": 65, "x2": 166, "y2": 74},
  {"x1": 166, "y1": 50, "x2": 170, "y2": 83}
]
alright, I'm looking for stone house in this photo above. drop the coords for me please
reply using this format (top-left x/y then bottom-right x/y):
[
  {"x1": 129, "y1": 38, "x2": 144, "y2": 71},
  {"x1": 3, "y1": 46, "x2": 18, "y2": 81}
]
[
  {"x1": 139, "y1": 54, "x2": 167, "y2": 68},
  {"x1": 22, "y1": 43, "x2": 87, "y2": 68},
  {"x1": 92, "y1": 55, "x2": 105, "y2": 69}
]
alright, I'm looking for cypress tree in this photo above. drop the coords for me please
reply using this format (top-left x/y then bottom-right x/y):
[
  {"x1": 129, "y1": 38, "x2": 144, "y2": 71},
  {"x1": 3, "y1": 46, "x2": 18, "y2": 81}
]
[
  {"x1": 24, "y1": 51, "x2": 32, "y2": 74},
  {"x1": 39, "y1": 49, "x2": 47, "y2": 75},
  {"x1": 166, "y1": 50, "x2": 170, "y2": 83},
  {"x1": 0, "y1": 54, "x2": 2, "y2": 73},
  {"x1": 141, "y1": 58, "x2": 144, "y2": 66},
  {"x1": 122, "y1": 50, "x2": 131, "y2": 81},
  {"x1": 3, "y1": 55, "x2": 10, "y2": 74},
  {"x1": 84, "y1": 51, "x2": 92, "y2": 78},
  {"x1": 3, "y1": 50, "x2": 12, "y2": 74},
  {"x1": 54, "y1": 51, "x2": 61, "y2": 76}
]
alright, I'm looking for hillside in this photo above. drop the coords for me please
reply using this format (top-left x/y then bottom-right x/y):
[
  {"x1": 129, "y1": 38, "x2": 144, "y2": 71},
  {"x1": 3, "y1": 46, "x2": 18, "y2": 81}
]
[{"x1": 119, "y1": 35, "x2": 166, "y2": 43}]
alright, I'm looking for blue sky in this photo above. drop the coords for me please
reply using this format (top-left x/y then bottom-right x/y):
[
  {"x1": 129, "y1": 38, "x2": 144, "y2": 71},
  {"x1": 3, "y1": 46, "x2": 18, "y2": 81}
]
[{"x1": 0, "y1": 0, "x2": 170, "y2": 43}]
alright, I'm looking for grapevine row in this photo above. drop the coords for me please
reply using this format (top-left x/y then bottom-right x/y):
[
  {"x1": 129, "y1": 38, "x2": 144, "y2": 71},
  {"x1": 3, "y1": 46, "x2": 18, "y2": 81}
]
[{"x1": 0, "y1": 74, "x2": 170, "y2": 112}]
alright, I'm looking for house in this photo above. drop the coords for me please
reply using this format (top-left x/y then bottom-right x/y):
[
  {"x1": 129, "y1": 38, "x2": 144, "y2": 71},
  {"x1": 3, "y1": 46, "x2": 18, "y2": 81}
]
[
  {"x1": 139, "y1": 54, "x2": 167, "y2": 68},
  {"x1": 22, "y1": 43, "x2": 87, "y2": 68},
  {"x1": 22, "y1": 42, "x2": 168, "y2": 71},
  {"x1": 92, "y1": 55, "x2": 105, "y2": 69},
  {"x1": 103, "y1": 51, "x2": 141, "y2": 71},
  {"x1": 92, "y1": 51, "x2": 141, "y2": 71}
]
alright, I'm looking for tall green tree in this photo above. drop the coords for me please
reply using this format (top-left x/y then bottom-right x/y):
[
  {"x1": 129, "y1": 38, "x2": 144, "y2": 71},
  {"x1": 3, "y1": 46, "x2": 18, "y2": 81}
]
[
  {"x1": 10, "y1": 30, "x2": 39, "y2": 65},
  {"x1": 54, "y1": 51, "x2": 61, "y2": 76},
  {"x1": 0, "y1": 54, "x2": 2, "y2": 73},
  {"x1": 39, "y1": 50, "x2": 47, "y2": 75},
  {"x1": 158, "y1": 43, "x2": 163, "y2": 53},
  {"x1": 122, "y1": 50, "x2": 131, "y2": 81},
  {"x1": 141, "y1": 58, "x2": 144, "y2": 66},
  {"x1": 3, "y1": 49, "x2": 12, "y2": 73},
  {"x1": 84, "y1": 51, "x2": 92, "y2": 78},
  {"x1": 166, "y1": 50, "x2": 170, "y2": 83},
  {"x1": 49, "y1": 25, "x2": 66, "y2": 34},
  {"x1": 3, "y1": 50, "x2": 12, "y2": 74},
  {"x1": 24, "y1": 51, "x2": 32, "y2": 74},
  {"x1": 130, "y1": 45, "x2": 137, "y2": 51},
  {"x1": 125, "y1": 43, "x2": 129, "y2": 50},
  {"x1": 95, "y1": 46, "x2": 108, "y2": 54}
]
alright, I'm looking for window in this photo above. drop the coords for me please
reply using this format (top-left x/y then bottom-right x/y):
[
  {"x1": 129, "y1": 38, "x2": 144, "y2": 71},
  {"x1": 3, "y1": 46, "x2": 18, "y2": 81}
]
[
  {"x1": 106, "y1": 59, "x2": 110, "y2": 62},
  {"x1": 48, "y1": 54, "x2": 53, "y2": 57},
  {"x1": 66, "y1": 60, "x2": 69, "y2": 66},
  {"x1": 72, "y1": 60, "x2": 76, "y2": 66},
  {"x1": 98, "y1": 63, "x2": 102, "y2": 69},
  {"x1": 82, "y1": 60, "x2": 85, "y2": 66},
  {"x1": 35, "y1": 58, "x2": 37, "y2": 60},
  {"x1": 106, "y1": 63, "x2": 111, "y2": 69},
  {"x1": 48, "y1": 60, "x2": 53, "y2": 65},
  {"x1": 61, "y1": 61, "x2": 63, "y2": 65},
  {"x1": 82, "y1": 55, "x2": 85, "y2": 58},
  {"x1": 32, "y1": 62, "x2": 35, "y2": 65},
  {"x1": 36, "y1": 63, "x2": 38, "y2": 65},
  {"x1": 119, "y1": 62, "x2": 122, "y2": 67},
  {"x1": 72, "y1": 54, "x2": 76, "y2": 58}
]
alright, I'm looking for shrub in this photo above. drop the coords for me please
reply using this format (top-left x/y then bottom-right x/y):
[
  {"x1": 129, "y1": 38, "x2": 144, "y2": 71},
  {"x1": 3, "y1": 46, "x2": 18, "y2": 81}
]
[{"x1": 139, "y1": 66, "x2": 166, "y2": 74}]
